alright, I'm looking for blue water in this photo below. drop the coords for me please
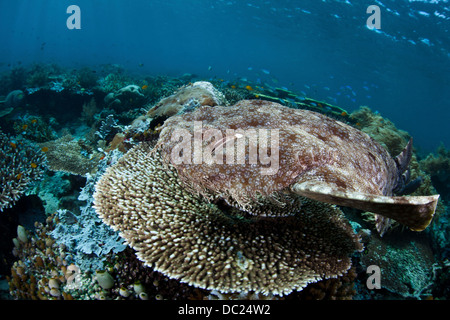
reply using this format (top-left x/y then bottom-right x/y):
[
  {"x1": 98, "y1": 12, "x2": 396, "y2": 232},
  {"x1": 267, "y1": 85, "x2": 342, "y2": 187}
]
[{"x1": 1, "y1": 0, "x2": 449, "y2": 152}]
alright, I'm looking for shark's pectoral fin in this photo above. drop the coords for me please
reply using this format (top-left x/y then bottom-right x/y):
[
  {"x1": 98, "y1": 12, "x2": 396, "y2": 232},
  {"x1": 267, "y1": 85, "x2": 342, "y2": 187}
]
[{"x1": 291, "y1": 182, "x2": 439, "y2": 231}]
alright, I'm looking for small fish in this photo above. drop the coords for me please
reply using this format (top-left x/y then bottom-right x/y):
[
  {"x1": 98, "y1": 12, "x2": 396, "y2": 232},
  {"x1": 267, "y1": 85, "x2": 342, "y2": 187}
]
[
  {"x1": 231, "y1": 85, "x2": 236, "y2": 89},
  {"x1": 341, "y1": 111, "x2": 348, "y2": 117},
  {"x1": 245, "y1": 85, "x2": 253, "y2": 91},
  {"x1": 141, "y1": 85, "x2": 148, "y2": 90},
  {"x1": 41, "y1": 147, "x2": 49, "y2": 152},
  {"x1": 31, "y1": 119, "x2": 38, "y2": 124},
  {"x1": 30, "y1": 163, "x2": 38, "y2": 169},
  {"x1": 261, "y1": 69, "x2": 270, "y2": 75},
  {"x1": 16, "y1": 173, "x2": 22, "y2": 180},
  {"x1": 10, "y1": 142, "x2": 17, "y2": 149},
  {"x1": 208, "y1": 66, "x2": 212, "y2": 71},
  {"x1": 22, "y1": 124, "x2": 28, "y2": 130}
]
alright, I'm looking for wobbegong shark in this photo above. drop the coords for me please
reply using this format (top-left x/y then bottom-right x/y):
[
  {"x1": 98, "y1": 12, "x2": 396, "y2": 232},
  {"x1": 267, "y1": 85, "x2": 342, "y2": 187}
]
[{"x1": 156, "y1": 100, "x2": 439, "y2": 233}]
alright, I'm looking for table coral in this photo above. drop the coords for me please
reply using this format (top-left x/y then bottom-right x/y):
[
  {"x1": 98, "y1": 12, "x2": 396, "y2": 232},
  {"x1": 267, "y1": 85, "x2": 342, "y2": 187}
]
[{"x1": 38, "y1": 134, "x2": 102, "y2": 177}]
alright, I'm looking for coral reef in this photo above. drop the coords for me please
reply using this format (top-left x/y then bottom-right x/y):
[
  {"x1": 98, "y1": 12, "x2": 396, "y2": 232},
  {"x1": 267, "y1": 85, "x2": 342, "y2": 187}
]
[
  {"x1": 0, "y1": 90, "x2": 25, "y2": 117},
  {"x1": 12, "y1": 114, "x2": 57, "y2": 142},
  {"x1": 104, "y1": 84, "x2": 146, "y2": 112},
  {"x1": 28, "y1": 171, "x2": 73, "y2": 214},
  {"x1": 7, "y1": 216, "x2": 106, "y2": 300},
  {"x1": 106, "y1": 247, "x2": 209, "y2": 300},
  {"x1": 93, "y1": 143, "x2": 362, "y2": 296},
  {"x1": 0, "y1": 131, "x2": 47, "y2": 212},
  {"x1": 105, "y1": 81, "x2": 227, "y2": 154},
  {"x1": 218, "y1": 85, "x2": 255, "y2": 105},
  {"x1": 26, "y1": 64, "x2": 53, "y2": 88},
  {"x1": 38, "y1": 134, "x2": 102, "y2": 177},
  {"x1": 287, "y1": 267, "x2": 358, "y2": 300},
  {"x1": 350, "y1": 106, "x2": 411, "y2": 156},
  {"x1": 137, "y1": 74, "x2": 192, "y2": 106},
  {"x1": 146, "y1": 81, "x2": 228, "y2": 119},
  {"x1": 97, "y1": 71, "x2": 132, "y2": 93},
  {"x1": 50, "y1": 149, "x2": 126, "y2": 272},
  {"x1": 360, "y1": 232, "x2": 435, "y2": 299},
  {"x1": 80, "y1": 97, "x2": 100, "y2": 126},
  {"x1": 0, "y1": 66, "x2": 27, "y2": 95},
  {"x1": 420, "y1": 143, "x2": 450, "y2": 200},
  {"x1": 76, "y1": 67, "x2": 99, "y2": 89},
  {"x1": 8, "y1": 212, "x2": 207, "y2": 300},
  {"x1": 1, "y1": 63, "x2": 449, "y2": 301},
  {"x1": 95, "y1": 114, "x2": 123, "y2": 142}
]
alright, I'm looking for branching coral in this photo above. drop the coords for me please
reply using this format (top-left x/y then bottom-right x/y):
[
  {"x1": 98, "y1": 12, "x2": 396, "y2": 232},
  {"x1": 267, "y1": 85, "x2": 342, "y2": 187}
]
[
  {"x1": 93, "y1": 142, "x2": 362, "y2": 296},
  {"x1": 0, "y1": 131, "x2": 47, "y2": 212}
]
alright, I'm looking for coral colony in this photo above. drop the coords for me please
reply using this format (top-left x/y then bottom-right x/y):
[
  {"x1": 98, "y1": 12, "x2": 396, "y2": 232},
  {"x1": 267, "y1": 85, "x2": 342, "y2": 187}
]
[{"x1": 1, "y1": 64, "x2": 449, "y2": 300}]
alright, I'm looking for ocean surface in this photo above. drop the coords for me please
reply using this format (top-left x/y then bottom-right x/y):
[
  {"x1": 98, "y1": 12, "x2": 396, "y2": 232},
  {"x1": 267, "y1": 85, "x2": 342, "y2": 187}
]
[{"x1": 1, "y1": 0, "x2": 449, "y2": 152}]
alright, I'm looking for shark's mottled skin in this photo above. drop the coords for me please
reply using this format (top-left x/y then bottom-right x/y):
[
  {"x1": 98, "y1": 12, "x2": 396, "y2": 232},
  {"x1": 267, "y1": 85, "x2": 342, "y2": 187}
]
[{"x1": 157, "y1": 100, "x2": 439, "y2": 232}]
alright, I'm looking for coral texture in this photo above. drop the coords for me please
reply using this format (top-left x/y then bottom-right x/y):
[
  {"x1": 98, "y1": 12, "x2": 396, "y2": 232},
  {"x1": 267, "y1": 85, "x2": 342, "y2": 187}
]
[
  {"x1": 0, "y1": 131, "x2": 47, "y2": 211},
  {"x1": 350, "y1": 106, "x2": 411, "y2": 156},
  {"x1": 360, "y1": 233, "x2": 435, "y2": 299},
  {"x1": 93, "y1": 142, "x2": 362, "y2": 296},
  {"x1": 38, "y1": 135, "x2": 102, "y2": 177}
]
